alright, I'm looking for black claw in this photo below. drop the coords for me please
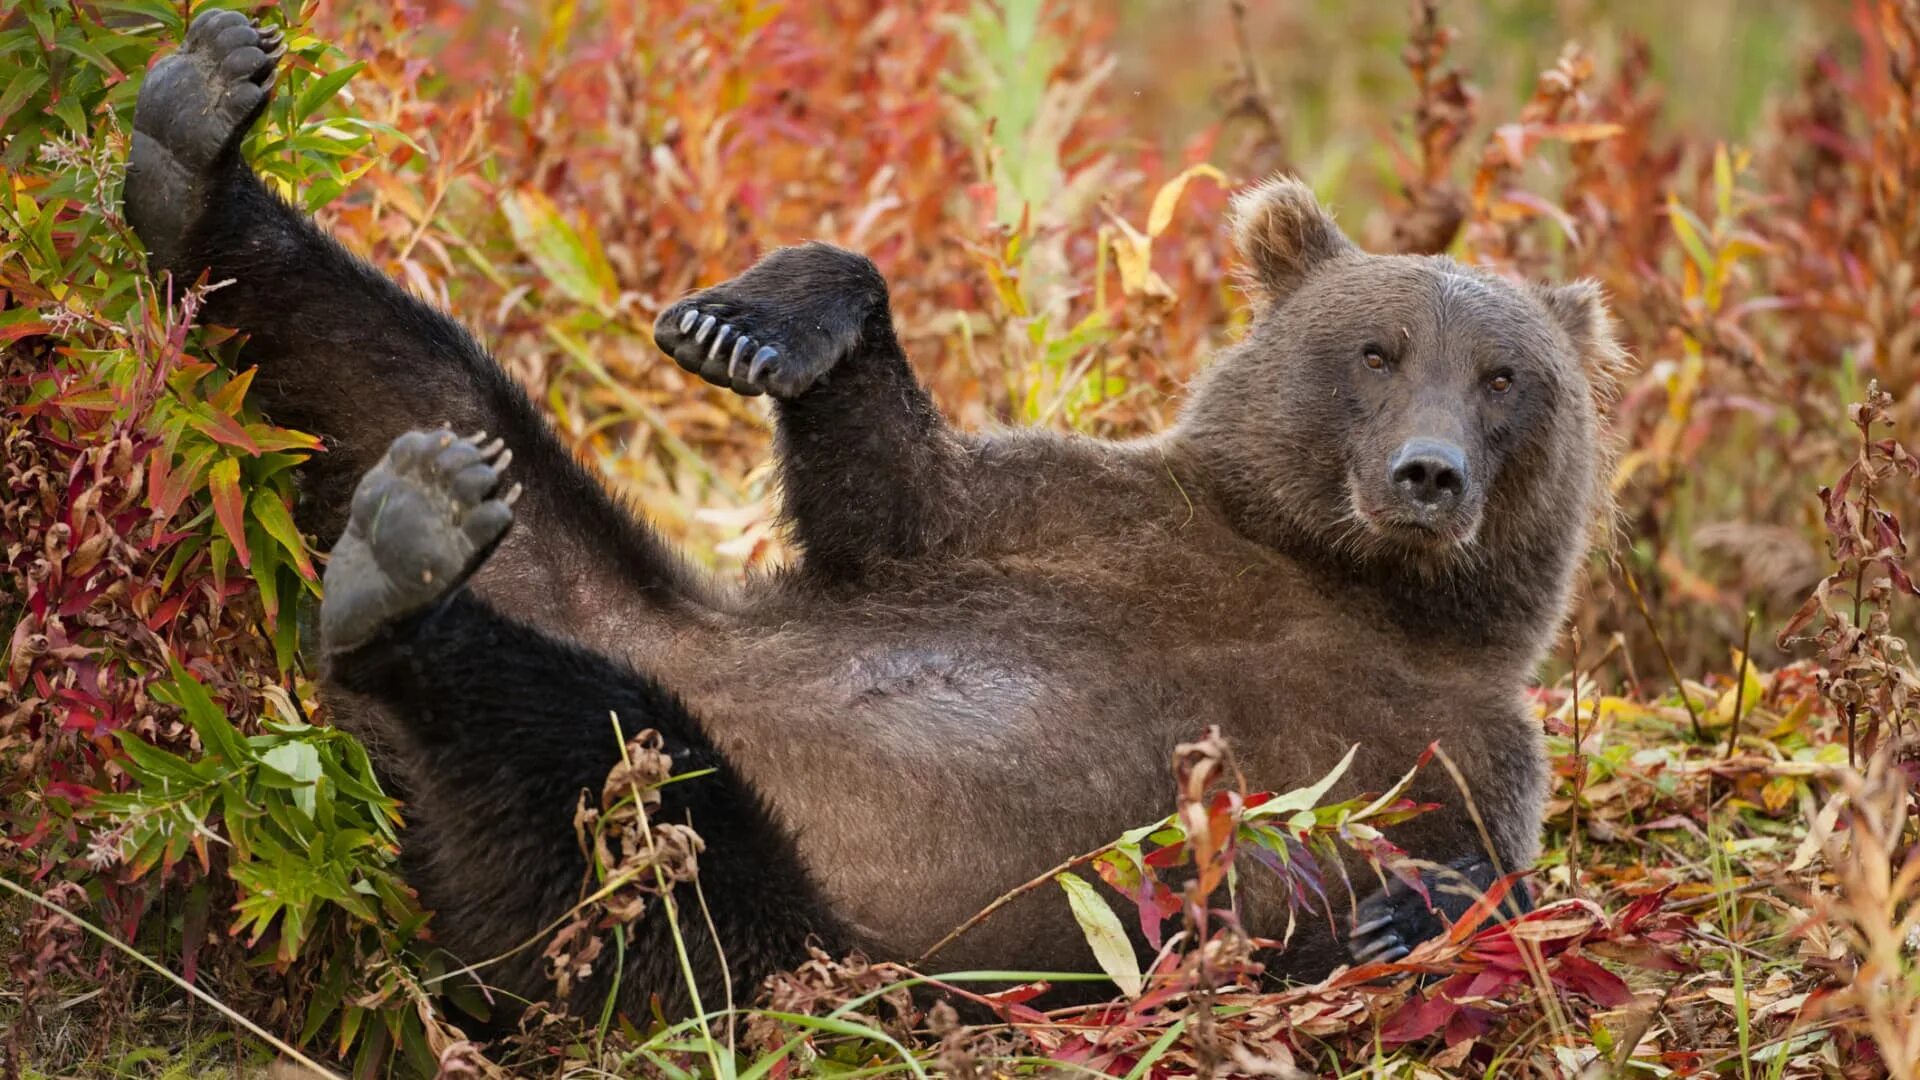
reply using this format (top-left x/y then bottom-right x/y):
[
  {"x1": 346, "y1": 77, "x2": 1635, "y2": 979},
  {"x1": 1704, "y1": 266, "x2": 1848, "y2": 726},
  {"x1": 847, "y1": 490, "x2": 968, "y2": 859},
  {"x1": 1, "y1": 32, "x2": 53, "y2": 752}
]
[
  {"x1": 1350, "y1": 913, "x2": 1395, "y2": 937},
  {"x1": 748, "y1": 345, "x2": 778, "y2": 384},
  {"x1": 1351, "y1": 932, "x2": 1407, "y2": 964},
  {"x1": 727, "y1": 335, "x2": 753, "y2": 378}
]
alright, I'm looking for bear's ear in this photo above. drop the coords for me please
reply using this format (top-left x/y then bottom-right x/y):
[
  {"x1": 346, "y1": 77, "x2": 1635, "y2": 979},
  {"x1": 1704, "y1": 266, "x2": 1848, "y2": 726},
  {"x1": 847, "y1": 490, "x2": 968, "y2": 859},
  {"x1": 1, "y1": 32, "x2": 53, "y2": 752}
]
[
  {"x1": 1536, "y1": 278, "x2": 1630, "y2": 392},
  {"x1": 1229, "y1": 176, "x2": 1357, "y2": 308}
]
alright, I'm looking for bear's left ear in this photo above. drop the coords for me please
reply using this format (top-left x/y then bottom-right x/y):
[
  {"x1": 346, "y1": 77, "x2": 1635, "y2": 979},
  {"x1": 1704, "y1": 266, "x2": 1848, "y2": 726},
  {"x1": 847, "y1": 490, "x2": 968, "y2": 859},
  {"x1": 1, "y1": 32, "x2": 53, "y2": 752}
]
[
  {"x1": 1536, "y1": 279, "x2": 1629, "y2": 389},
  {"x1": 1229, "y1": 176, "x2": 1357, "y2": 309}
]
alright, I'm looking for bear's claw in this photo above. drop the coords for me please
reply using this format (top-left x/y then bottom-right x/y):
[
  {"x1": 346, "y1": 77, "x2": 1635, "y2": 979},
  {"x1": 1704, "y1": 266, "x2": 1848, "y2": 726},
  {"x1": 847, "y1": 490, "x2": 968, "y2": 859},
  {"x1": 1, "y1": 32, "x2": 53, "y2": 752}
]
[
  {"x1": 1344, "y1": 853, "x2": 1524, "y2": 969},
  {"x1": 655, "y1": 301, "x2": 793, "y2": 398},
  {"x1": 1346, "y1": 900, "x2": 1412, "y2": 965},
  {"x1": 651, "y1": 243, "x2": 887, "y2": 401},
  {"x1": 320, "y1": 430, "x2": 517, "y2": 654}
]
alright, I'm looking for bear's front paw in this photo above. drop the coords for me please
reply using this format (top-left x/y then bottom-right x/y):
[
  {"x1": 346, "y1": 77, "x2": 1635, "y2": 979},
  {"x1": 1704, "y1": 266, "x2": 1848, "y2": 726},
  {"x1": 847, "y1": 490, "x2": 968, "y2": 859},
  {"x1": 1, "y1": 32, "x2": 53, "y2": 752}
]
[
  {"x1": 320, "y1": 430, "x2": 518, "y2": 654},
  {"x1": 1346, "y1": 853, "x2": 1522, "y2": 966},
  {"x1": 652, "y1": 242, "x2": 889, "y2": 400},
  {"x1": 653, "y1": 300, "x2": 788, "y2": 398},
  {"x1": 126, "y1": 10, "x2": 284, "y2": 264}
]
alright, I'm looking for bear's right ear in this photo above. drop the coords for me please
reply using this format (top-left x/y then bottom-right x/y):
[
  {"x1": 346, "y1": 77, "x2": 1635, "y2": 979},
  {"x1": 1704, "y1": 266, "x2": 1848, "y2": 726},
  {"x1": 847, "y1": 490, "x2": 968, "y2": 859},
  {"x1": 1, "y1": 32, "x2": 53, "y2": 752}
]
[{"x1": 1229, "y1": 176, "x2": 1357, "y2": 309}]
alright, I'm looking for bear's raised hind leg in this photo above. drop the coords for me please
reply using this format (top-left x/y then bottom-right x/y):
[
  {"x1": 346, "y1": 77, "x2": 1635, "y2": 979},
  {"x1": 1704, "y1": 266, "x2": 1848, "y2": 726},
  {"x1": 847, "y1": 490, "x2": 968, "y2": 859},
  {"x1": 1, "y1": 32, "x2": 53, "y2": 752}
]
[{"x1": 125, "y1": 14, "x2": 709, "y2": 649}]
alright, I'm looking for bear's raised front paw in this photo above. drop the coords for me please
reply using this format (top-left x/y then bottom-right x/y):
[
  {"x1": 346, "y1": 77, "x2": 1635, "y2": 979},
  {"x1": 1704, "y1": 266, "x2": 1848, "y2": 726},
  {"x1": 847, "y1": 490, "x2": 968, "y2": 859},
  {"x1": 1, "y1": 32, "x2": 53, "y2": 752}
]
[
  {"x1": 319, "y1": 430, "x2": 519, "y2": 653},
  {"x1": 125, "y1": 10, "x2": 284, "y2": 264},
  {"x1": 651, "y1": 242, "x2": 890, "y2": 400},
  {"x1": 654, "y1": 300, "x2": 787, "y2": 398}
]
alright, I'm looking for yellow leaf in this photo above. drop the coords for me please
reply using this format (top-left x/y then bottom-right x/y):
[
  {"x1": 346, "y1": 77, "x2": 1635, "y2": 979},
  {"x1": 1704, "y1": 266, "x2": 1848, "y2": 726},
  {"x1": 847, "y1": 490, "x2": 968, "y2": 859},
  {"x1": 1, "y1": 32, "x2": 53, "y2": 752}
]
[
  {"x1": 1766, "y1": 695, "x2": 1815, "y2": 739},
  {"x1": 1107, "y1": 217, "x2": 1171, "y2": 299},
  {"x1": 1713, "y1": 649, "x2": 1766, "y2": 726},
  {"x1": 502, "y1": 188, "x2": 619, "y2": 315},
  {"x1": 1612, "y1": 448, "x2": 1653, "y2": 491},
  {"x1": 1056, "y1": 871, "x2": 1142, "y2": 997},
  {"x1": 1761, "y1": 776, "x2": 1796, "y2": 813},
  {"x1": 1146, "y1": 163, "x2": 1226, "y2": 238}
]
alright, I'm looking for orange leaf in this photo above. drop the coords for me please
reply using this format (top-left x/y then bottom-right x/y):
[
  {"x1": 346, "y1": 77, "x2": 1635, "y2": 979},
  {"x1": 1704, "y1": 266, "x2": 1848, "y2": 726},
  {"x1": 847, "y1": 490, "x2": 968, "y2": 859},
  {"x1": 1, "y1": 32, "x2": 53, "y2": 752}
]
[
  {"x1": 208, "y1": 366, "x2": 257, "y2": 416},
  {"x1": 192, "y1": 408, "x2": 262, "y2": 455},
  {"x1": 208, "y1": 457, "x2": 251, "y2": 569}
]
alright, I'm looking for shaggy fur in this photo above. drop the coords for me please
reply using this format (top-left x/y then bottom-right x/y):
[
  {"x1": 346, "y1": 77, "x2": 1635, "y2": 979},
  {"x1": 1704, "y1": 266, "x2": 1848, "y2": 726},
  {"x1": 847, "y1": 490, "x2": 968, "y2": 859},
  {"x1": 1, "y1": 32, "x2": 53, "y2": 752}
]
[{"x1": 124, "y1": 15, "x2": 1619, "y2": 1021}]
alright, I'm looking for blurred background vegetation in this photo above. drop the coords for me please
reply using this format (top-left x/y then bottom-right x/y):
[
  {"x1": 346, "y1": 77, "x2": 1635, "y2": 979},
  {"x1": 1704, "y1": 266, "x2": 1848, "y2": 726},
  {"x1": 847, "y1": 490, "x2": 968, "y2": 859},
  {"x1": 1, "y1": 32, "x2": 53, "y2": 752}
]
[{"x1": 5, "y1": 0, "x2": 1919, "y2": 1075}]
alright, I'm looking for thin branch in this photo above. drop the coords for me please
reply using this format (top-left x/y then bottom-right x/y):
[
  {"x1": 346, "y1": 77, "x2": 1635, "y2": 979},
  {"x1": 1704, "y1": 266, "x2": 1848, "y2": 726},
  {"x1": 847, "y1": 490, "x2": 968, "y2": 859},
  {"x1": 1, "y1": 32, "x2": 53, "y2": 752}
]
[{"x1": 1622, "y1": 565, "x2": 1705, "y2": 740}]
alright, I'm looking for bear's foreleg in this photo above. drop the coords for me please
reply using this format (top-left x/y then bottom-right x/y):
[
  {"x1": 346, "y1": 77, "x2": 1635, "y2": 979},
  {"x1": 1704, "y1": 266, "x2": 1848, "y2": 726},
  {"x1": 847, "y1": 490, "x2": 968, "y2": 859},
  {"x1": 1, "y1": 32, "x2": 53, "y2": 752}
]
[{"x1": 653, "y1": 243, "x2": 972, "y2": 579}]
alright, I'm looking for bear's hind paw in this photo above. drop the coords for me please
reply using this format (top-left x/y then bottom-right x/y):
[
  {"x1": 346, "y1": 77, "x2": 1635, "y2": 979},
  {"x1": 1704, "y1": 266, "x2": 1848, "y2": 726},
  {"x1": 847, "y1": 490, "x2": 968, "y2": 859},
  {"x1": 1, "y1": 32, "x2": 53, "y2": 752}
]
[{"x1": 320, "y1": 430, "x2": 518, "y2": 653}]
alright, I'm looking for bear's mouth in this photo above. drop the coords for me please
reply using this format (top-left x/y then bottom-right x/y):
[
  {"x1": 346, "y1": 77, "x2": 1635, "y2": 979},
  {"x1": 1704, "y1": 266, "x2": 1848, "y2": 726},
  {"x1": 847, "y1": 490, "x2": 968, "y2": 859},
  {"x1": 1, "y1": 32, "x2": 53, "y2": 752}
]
[{"x1": 1347, "y1": 475, "x2": 1485, "y2": 550}]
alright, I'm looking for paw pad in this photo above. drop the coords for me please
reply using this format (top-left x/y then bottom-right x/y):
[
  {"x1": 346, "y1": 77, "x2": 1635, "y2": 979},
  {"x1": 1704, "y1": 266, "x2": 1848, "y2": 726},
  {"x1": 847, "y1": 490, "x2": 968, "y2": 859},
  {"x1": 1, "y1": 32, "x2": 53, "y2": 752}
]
[{"x1": 321, "y1": 431, "x2": 519, "y2": 652}]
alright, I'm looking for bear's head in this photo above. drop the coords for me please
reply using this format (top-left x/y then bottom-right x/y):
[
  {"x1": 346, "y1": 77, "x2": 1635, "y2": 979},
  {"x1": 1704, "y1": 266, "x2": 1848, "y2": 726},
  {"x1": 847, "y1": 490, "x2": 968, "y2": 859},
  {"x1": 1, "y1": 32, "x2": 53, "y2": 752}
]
[{"x1": 1178, "y1": 176, "x2": 1624, "y2": 645}]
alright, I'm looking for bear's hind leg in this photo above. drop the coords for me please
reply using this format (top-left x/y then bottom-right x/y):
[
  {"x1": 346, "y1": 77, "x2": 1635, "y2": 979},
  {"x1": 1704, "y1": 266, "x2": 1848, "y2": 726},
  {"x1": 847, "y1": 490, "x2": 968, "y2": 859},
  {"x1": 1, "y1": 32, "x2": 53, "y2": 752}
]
[
  {"x1": 320, "y1": 431, "x2": 840, "y2": 1020},
  {"x1": 126, "y1": 13, "x2": 706, "y2": 649},
  {"x1": 319, "y1": 429, "x2": 517, "y2": 655}
]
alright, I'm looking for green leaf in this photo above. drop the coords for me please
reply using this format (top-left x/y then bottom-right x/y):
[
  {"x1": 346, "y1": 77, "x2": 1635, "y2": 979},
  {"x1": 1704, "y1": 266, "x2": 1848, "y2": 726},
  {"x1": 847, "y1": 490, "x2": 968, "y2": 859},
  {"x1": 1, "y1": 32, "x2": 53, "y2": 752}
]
[
  {"x1": 0, "y1": 68, "x2": 47, "y2": 128},
  {"x1": 1667, "y1": 195, "x2": 1714, "y2": 276},
  {"x1": 1244, "y1": 742, "x2": 1359, "y2": 821},
  {"x1": 502, "y1": 188, "x2": 619, "y2": 315},
  {"x1": 293, "y1": 60, "x2": 365, "y2": 122},
  {"x1": 115, "y1": 731, "x2": 210, "y2": 785},
  {"x1": 1055, "y1": 871, "x2": 1142, "y2": 996},
  {"x1": 250, "y1": 486, "x2": 316, "y2": 579},
  {"x1": 261, "y1": 741, "x2": 322, "y2": 818},
  {"x1": 160, "y1": 657, "x2": 251, "y2": 767}
]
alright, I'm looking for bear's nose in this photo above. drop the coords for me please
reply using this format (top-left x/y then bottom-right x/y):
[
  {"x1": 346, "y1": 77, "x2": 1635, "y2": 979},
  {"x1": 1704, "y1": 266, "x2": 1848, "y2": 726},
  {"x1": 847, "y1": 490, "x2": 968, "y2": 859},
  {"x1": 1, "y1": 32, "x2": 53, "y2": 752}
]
[{"x1": 1390, "y1": 438, "x2": 1468, "y2": 510}]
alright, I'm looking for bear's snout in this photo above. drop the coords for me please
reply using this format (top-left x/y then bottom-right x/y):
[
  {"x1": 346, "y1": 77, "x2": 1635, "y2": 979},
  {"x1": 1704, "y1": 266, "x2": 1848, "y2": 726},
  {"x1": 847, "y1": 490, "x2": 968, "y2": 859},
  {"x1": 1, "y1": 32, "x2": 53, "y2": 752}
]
[{"x1": 1388, "y1": 437, "x2": 1470, "y2": 514}]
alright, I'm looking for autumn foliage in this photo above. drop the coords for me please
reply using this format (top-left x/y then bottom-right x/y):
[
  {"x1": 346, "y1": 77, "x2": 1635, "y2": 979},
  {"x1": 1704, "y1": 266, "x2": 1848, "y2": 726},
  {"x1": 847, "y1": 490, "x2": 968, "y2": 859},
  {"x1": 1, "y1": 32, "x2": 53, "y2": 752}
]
[{"x1": 4, "y1": 0, "x2": 1920, "y2": 1076}]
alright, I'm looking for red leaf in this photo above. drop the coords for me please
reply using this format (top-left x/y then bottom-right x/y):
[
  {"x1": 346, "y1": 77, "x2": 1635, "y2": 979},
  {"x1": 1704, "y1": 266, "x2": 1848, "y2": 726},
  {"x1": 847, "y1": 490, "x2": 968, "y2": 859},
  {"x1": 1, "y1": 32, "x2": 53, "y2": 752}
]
[
  {"x1": 191, "y1": 408, "x2": 262, "y2": 455},
  {"x1": 0, "y1": 319, "x2": 49, "y2": 342},
  {"x1": 1552, "y1": 953, "x2": 1635, "y2": 1006},
  {"x1": 1441, "y1": 1004, "x2": 1496, "y2": 1046},
  {"x1": 1381, "y1": 991, "x2": 1459, "y2": 1044},
  {"x1": 1613, "y1": 886, "x2": 1675, "y2": 932},
  {"x1": 980, "y1": 980, "x2": 1051, "y2": 1007},
  {"x1": 1445, "y1": 872, "x2": 1523, "y2": 943}
]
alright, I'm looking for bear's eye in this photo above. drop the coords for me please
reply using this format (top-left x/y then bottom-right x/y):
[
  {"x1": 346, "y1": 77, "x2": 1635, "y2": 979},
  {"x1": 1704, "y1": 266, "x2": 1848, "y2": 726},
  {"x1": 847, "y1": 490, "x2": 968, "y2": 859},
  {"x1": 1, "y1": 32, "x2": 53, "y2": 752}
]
[
  {"x1": 1362, "y1": 348, "x2": 1389, "y2": 373},
  {"x1": 1486, "y1": 370, "x2": 1515, "y2": 394}
]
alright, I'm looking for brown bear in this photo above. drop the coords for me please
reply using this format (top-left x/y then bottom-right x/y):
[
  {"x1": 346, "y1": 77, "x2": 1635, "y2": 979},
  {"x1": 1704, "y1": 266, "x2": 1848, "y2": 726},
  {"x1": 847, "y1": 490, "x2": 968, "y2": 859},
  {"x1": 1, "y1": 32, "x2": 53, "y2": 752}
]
[{"x1": 123, "y1": 11, "x2": 1621, "y2": 1022}]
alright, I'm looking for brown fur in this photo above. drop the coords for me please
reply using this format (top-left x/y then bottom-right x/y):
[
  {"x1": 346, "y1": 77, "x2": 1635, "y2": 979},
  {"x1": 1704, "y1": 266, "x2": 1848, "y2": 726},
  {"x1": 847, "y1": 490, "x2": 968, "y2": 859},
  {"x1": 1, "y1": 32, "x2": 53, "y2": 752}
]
[
  {"x1": 623, "y1": 178, "x2": 1621, "y2": 975},
  {"x1": 128, "y1": 23, "x2": 1619, "y2": 1000}
]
